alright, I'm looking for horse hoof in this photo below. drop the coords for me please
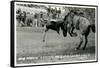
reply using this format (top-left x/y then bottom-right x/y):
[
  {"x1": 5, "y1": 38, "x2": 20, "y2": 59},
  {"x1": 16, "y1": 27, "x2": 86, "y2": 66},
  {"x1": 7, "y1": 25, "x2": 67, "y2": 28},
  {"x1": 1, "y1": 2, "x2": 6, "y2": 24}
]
[
  {"x1": 82, "y1": 47, "x2": 86, "y2": 50},
  {"x1": 72, "y1": 33, "x2": 77, "y2": 37},
  {"x1": 75, "y1": 48, "x2": 80, "y2": 50},
  {"x1": 43, "y1": 40, "x2": 45, "y2": 42}
]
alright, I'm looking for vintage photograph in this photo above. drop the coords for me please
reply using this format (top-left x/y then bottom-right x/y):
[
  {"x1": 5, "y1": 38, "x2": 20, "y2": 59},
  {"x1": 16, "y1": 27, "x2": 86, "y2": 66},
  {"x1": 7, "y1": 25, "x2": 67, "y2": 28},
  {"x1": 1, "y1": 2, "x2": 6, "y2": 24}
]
[{"x1": 12, "y1": 1, "x2": 98, "y2": 67}]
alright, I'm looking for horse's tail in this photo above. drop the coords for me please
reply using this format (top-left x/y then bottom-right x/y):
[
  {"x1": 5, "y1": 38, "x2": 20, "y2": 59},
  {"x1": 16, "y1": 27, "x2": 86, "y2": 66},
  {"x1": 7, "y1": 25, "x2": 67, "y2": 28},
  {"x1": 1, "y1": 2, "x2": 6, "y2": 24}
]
[{"x1": 89, "y1": 24, "x2": 95, "y2": 33}]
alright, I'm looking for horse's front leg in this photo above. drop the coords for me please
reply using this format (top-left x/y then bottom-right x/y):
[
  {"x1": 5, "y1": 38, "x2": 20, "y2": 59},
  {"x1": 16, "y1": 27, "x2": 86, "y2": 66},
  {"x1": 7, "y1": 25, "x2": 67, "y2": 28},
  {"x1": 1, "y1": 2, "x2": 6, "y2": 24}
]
[
  {"x1": 43, "y1": 28, "x2": 48, "y2": 42},
  {"x1": 71, "y1": 26, "x2": 77, "y2": 37},
  {"x1": 68, "y1": 25, "x2": 73, "y2": 37},
  {"x1": 57, "y1": 27, "x2": 60, "y2": 35},
  {"x1": 76, "y1": 34, "x2": 83, "y2": 50},
  {"x1": 68, "y1": 24, "x2": 76, "y2": 37}
]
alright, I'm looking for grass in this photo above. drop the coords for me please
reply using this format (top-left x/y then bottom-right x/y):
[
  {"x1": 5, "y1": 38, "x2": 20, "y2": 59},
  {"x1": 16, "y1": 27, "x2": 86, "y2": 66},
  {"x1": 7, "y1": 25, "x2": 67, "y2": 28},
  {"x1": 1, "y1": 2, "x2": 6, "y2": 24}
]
[{"x1": 16, "y1": 27, "x2": 96, "y2": 64}]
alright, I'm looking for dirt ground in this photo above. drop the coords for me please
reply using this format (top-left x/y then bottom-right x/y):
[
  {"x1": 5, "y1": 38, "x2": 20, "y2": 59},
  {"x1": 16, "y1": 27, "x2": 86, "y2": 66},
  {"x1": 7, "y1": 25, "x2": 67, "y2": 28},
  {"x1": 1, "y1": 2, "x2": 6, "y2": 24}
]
[{"x1": 16, "y1": 27, "x2": 96, "y2": 64}]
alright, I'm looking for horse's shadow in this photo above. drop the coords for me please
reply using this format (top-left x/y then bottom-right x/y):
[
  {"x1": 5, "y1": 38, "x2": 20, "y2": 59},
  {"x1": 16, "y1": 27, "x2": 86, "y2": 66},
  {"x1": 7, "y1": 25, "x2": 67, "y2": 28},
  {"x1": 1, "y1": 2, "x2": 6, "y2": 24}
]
[{"x1": 63, "y1": 46, "x2": 95, "y2": 55}]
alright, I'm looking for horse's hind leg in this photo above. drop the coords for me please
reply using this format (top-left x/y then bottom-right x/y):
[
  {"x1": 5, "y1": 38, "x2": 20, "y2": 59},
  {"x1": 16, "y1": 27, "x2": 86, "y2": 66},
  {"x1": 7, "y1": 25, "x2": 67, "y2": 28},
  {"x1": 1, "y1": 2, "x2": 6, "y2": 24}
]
[
  {"x1": 82, "y1": 26, "x2": 90, "y2": 50},
  {"x1": 82, "y1": 35, "x2": 88, "y2": 50},
  {"x1": 76, "y1": 34, "x2": 83, "y2": 50}
]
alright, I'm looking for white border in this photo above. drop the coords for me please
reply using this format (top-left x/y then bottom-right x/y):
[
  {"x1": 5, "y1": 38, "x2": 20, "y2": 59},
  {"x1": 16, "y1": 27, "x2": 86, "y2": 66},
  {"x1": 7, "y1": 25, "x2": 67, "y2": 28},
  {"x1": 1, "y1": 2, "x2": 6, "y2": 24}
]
[{"x1": 14, "y1": 1, "x2": 98, "y2": 67}]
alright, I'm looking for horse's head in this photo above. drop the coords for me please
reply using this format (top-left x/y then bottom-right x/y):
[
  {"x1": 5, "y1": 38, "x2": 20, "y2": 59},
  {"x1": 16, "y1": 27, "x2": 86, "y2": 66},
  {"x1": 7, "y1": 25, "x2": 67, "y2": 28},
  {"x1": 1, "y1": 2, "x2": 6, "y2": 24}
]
[{"x1": 70, "y1": 10, "x2": 76, "y2": 18}]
